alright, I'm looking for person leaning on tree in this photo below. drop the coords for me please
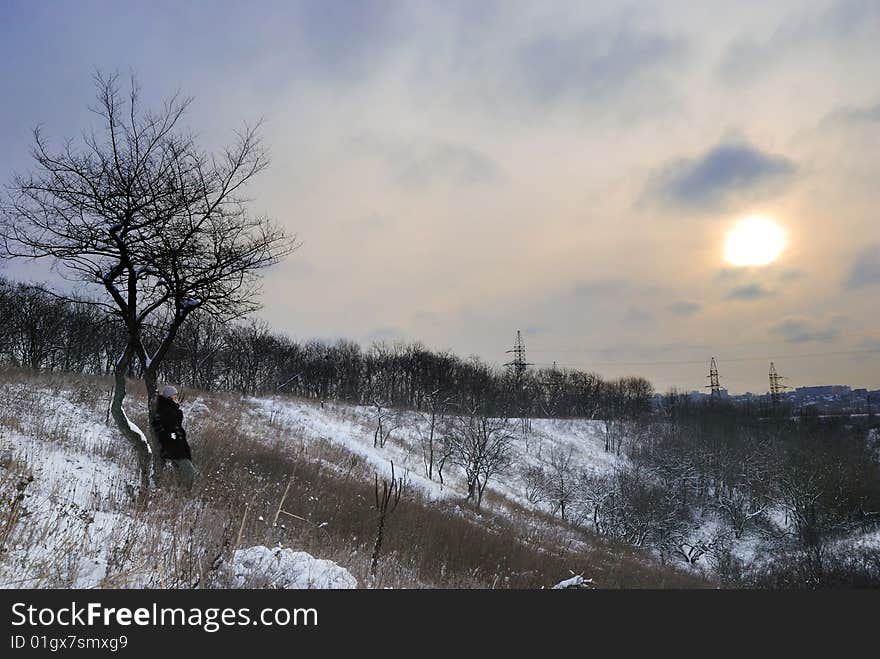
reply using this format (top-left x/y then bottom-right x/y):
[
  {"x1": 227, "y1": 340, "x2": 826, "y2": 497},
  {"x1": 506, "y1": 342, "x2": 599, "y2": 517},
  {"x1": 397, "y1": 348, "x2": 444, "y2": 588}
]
[{"x1": 150, "y1": 385, "x2": 195, "y2": 489}]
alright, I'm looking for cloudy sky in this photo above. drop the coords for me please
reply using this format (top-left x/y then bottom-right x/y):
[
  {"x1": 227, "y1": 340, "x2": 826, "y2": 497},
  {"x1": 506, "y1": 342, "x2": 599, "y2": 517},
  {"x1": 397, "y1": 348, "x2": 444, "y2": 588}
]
[{"x1": 1, "y1": 0, "x2": 879, "y2": 393}]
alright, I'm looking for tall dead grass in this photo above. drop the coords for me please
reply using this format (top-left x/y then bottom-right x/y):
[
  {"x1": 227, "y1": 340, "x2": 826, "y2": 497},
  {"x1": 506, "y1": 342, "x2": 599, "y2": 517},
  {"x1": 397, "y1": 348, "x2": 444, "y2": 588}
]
[{"x1": 0, "y1": 369, "x2": 708, "y2": 588}]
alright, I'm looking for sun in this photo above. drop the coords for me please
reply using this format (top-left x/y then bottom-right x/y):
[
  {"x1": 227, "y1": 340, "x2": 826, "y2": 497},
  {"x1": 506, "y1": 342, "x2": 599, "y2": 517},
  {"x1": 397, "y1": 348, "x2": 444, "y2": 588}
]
[{"x1": 723, "y1": 216, "x2": 785, "y2": 266}]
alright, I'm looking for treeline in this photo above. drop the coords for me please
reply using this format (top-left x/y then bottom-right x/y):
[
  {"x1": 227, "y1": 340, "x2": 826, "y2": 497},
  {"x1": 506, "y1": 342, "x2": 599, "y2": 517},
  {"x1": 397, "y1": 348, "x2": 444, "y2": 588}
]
[
  {"x1": 522, "y1": 392, "x2": 880, "y2": 585},
  {"x1": 0, "y1": 277, "x2": 652, "y2": 419}
]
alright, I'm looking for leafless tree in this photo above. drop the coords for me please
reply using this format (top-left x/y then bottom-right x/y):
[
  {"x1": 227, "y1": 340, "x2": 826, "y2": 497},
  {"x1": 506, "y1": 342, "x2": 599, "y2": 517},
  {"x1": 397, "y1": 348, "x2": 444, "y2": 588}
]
[
  {"x1": 576, "y1": 471, "x2": 618, "y2": 535},
  {"x1": 447, "y1": 405, "x2": 515, "y2": 509},
  {"x1": 370, "y1": 398, "x2": 399, "y2": 449},
  {"x1": 417, "y1": 388, "x2": 452, "y2": 480},
  {"x1": 434, "y1": 419, "x2": 456, "y2": 487},
  {"x1": 545, "y1": 447, "x2": 577, "y2": 520},
  {"x1": 714, "y1": 488, "x2": 768, "y2": 539},
  {"x1": 521, "y1": 464, "x2": 548, "y2": 505},
  {"x1": 1, "y1": 73, "x2": 294, "y2": 491}
]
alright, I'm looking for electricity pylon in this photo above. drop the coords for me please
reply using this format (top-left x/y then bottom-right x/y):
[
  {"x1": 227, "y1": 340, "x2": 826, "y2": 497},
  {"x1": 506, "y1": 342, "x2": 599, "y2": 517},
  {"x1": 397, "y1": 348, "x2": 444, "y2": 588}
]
[
  {"x1": 706, "y1": 357, "x2": 721, "y2": 397},
  {"x1": 769, "y1": 361, "x2": 787, "y2": 405},
  {"x1": 504, "y1": 330, "x2": 533, "y2": 378}
]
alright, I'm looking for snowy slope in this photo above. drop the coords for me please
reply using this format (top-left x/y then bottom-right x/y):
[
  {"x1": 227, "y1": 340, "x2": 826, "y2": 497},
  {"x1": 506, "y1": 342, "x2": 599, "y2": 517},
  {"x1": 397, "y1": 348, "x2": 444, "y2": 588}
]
[
  {"x1": 0, "y1": 384, "x2": 356, "y2": 589},
  {"x1": 243, "y1": 395, "x2": 625, "y2": 512},
  {"x1": 10, "y1": 380, "x2": 864, "y2": 585},
  {"x1": 1, "y1": 382, "x2": 627, "y2": 588}
]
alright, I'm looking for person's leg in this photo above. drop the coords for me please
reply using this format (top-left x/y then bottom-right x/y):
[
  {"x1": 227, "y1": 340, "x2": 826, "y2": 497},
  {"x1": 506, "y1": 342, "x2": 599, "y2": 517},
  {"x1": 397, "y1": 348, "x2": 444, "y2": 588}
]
[{"x1": 171, "y1": 458, "x2": 195, "y2": 490}]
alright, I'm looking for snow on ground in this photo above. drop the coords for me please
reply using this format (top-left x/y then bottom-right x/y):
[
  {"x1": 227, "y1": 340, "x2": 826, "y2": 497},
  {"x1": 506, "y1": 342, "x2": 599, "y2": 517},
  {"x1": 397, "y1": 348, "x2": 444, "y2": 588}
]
[
  {"x1": 0, "y1": 429, "x2": 135, "y2": 587},
  {"x1": 832, "y1": 528, "x2": 880, "y2": 554},
  {"x1": 244, "y1": 395, "x2": 625, "y2": 513},
  {"x1": 5, "y1": 381, "x2": 875, "y2": 584},
  {"x1": 0, "y1": 385, "x2": 356, "y2": 589},
  {"x1": 2, "y1": 384, "x2": 629, "y2": 587},
  {"x1": 0, "y1": 383, "x2": 151, "y2": 588},
  {"x1": 230, "y1": 546, "x2": 356, "y2": 589},
  {"x1": 851, "y1": 530, "x2": 880, "y2": 552},
  {"x1": 551, "y1": 574, "x2": 594, "y2": 589}
]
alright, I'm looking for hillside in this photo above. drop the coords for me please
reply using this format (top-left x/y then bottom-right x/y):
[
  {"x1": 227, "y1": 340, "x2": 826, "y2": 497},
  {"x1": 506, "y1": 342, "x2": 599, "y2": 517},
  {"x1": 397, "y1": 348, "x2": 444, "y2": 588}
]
[{"x1": 0, "y1": 370, "x2": 706, "y2": 589}]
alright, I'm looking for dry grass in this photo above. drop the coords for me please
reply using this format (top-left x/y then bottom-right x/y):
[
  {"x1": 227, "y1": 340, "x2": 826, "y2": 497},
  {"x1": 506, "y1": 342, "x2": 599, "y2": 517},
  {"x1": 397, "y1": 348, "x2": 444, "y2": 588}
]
[{"x1": 0, "y1": 368, "x2": 710, "y2": 589}]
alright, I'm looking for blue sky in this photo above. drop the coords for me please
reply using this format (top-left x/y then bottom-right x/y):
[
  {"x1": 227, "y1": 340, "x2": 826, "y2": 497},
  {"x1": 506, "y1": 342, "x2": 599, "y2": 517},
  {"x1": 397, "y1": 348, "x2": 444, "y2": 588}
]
[{"x1": 2, "y1": 1, "x2": 879, "y2": 392}]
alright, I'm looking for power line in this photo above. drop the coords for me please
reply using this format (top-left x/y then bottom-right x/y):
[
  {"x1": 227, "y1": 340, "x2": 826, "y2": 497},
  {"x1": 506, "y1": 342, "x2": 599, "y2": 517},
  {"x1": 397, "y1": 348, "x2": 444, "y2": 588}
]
[
  {"x1": 526, "y1": 330, "x2": 880, "y2": 355},
  {"x1": 528, "y1": 347, "x2": 880, "y2": 369}
]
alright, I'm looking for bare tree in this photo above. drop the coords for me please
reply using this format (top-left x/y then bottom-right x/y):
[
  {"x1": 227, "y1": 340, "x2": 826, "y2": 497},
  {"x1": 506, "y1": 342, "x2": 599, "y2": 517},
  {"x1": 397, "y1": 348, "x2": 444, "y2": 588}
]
[
  {"x1": 417, "y1": 388, "x2": 451, "y2": 480},
  {"x1": 521, "y1": 464, "x2": 548, "y2": 505},
  {"x1": 447, "y1": 405, "x2": 514, "y2": 509},
  {"x1": 576, "y1": 471, "x2": 618, "y2": 535},
  {"x1": 434, "y1": 418, "x2": 456, "y2": 487},
  {"x1": 545, "y1": 447, "x2": 577, "y2": 520},
  {"x1": 1, "y1": 73, "x2": 294, "y2": 491},
  {"x1": 370, "y1": 398, "x2": 398, "y2": 449}
]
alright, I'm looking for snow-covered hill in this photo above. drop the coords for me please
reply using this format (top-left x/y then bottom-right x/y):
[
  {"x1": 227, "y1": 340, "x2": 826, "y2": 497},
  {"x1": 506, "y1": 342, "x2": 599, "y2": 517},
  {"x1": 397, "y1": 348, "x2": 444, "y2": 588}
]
[
  {"x1": 0, "y1": 381, "x2": 358, "y2": 589},
  {"x1": 0, "y1": 375, "x2": 705, "y2": 588},
  {"x1": 244, "y1": 395, "x2": 624, "y2": 507}
]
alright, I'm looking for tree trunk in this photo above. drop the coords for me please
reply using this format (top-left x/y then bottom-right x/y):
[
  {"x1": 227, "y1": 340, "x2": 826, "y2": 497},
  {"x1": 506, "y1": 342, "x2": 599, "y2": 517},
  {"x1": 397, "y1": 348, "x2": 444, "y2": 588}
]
[
  {"x1": 110, "y1": 345, "x2": 153, "y2": 494},
  {"x1": 142, "y1": 364, "x2": 166, "y2": 483}
]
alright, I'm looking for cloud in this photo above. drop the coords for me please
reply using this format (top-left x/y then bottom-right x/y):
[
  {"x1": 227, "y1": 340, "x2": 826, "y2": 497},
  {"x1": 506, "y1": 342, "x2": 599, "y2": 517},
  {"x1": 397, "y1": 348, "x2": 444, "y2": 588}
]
[
  {"x1": 357, "y1": 214, "x2": 395, "y2": 233},
  {"x1": 291, "y1": 0, "x2": 408, "y2": 81},
  {"x1": 572, "y1": 278, "x2": 628, "y2": 298},
  {"x1": 669, "y1": 301, "x2": 701, "y2": 316},
  {"x1": 717, "y1": 0, "x2": 880, "y2": 83},
  {"x1": 354, "y1": 135, "x2": 504, "y2": 188},
  {"x1": 778, "y1": 268, "x2": 805, "y2": 282},
  {"x1": 648, "y1": 142, "x2": 796, "y2": 211},
  {"x1": 364, "y1": 326, "x2": 405, "y2": 342},
  {"x1": 278, "y1": 260, "x2": 316, "y2": 279},
  {"x1": 770, "y1": 318, "x2": 840, "y2": 343},
  {"x1": 523, "y1": 325, "x2": 549, "y2": 337},
  {"x1": 717, "y1": 266, "x2": 804, "y2": 286},
  {"x1": 859, "y1": 337, "x2": 880, "y2": 352},
  {"x1": 844, "y1": 244, "x2": 880, "y2": 289},
  {"x1": 622, "y1": 306, "x2": 653, "y2": 324},
  {"x1": 516, "y1": 22, "x2": 686, "y2": 105},
  {"x1": 725, "y1": 284, "x2": 773, "y2": 300},
  {"x1": 395, "y1": 143, "x2": 503, "y2": 187},
  {"x1": 412, "y1": 310, "x2": 439, "y2": 325},
  {"x1": 821, "y1": 101, "x2": 880, "y2": 128}
]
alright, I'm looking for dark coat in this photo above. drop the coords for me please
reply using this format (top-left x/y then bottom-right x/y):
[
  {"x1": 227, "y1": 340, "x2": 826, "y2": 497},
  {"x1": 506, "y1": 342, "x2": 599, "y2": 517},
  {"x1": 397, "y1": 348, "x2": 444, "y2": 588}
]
[{"x1": 150, "y1": 395, "x2": 192, "y2": 461}]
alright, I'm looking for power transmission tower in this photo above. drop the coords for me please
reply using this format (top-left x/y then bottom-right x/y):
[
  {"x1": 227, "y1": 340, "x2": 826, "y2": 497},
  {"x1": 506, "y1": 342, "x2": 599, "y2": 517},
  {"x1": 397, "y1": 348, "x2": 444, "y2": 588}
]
[
  {"x1": 504, "y1": 330, "x2": 533, "y2": 378},
  {"x1": 769, "y1": 361, "x2": 787, "y2": 405},
  {"x1": 706, "y1": 357, "x2": 721, "y2": 397},
  {"x1": 505, "y1": 330, "x2": 534, "y2": 433}
]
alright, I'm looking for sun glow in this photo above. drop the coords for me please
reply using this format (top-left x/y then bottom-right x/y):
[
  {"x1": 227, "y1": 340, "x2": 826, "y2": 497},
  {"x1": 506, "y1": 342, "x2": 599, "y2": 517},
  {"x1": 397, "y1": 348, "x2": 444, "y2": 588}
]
[{"x1": 723, "y1": 216, "x2": 785, "y2": 266}]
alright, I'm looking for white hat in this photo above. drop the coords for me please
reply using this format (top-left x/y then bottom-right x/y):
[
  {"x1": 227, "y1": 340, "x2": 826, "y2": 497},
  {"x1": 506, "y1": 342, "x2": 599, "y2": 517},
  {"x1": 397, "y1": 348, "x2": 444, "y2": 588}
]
[{"x1": 161, "y1": 385, "x2": 179, "y2": 398}]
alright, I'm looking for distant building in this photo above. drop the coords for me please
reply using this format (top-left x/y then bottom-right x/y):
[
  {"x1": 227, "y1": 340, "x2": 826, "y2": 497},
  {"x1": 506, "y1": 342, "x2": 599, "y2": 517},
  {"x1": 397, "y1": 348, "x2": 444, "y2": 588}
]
[{"x1": 794, "y1": 385, "x2": 851, "y2": 397}]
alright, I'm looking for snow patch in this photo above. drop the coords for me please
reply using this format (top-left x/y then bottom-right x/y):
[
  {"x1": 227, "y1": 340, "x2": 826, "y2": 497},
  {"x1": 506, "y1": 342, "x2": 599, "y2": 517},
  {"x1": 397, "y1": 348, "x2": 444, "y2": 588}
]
[
  {"x1": 552, "y1": 574, "x2": 593, "y2": 589},
  {"x1": 230, "y1": 546, "x2": 356, "y2": 589}
]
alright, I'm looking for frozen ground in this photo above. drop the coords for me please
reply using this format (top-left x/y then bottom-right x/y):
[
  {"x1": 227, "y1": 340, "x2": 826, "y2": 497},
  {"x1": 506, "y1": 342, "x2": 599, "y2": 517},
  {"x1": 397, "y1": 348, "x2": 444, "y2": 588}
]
[
  {"x1": 2, "y1": 382, "x2": 875, "y2": 587},
  {"x1": 0, "y1": 385, "x2": 358, "y2": 589},
  {"x1": 230, "y1": 546, "x2": 356, "y2": 589},
  {"x1": 244, "y1": 395, "x2": 624, "y2": 510},
  {"x1": 0, "y1": 384, "x2": 632, "y2": 588}
]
